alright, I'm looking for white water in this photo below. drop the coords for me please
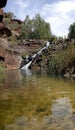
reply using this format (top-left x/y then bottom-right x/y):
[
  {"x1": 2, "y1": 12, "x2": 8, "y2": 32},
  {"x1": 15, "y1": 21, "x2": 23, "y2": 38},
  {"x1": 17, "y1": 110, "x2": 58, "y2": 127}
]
[
  {"x1": 37, "y1": 41, "x2": 50, "y2": 55},
  {"x1": 46, "y1": 41, "x2": 50, "y2": 47},
  {"x1": 21, "y1": 61, "x2": 32, "y2": 70},
  {"x1": 21, "y1": 41, "x2": 50, "y2": 70},
  {"x1": 32, "y1": 53, "x2": 37, "y2": 59}
]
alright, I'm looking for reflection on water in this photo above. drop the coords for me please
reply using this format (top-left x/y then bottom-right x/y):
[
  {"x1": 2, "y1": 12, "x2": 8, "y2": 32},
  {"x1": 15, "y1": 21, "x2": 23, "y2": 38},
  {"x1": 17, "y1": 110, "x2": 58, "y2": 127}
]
[
  {"x1": 0, "y1": 70, "x2": 75, "y2": 130},
  {"x1": 52, "y1": 97, "x2": 72, "y2": 118}
]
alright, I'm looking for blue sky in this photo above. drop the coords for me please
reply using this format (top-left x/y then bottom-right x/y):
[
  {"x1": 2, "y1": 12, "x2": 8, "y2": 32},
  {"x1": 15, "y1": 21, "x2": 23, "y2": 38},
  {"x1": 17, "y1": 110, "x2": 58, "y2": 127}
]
[{"x1": 4, "y1": 0, "x2": 75, "y2": 37}]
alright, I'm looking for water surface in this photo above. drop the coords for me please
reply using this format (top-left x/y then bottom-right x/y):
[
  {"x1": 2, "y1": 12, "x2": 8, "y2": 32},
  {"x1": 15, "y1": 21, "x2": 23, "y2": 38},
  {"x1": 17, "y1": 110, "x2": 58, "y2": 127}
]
[{"x1": 0, "y1": 69, "x2": 75, "y2": 130}]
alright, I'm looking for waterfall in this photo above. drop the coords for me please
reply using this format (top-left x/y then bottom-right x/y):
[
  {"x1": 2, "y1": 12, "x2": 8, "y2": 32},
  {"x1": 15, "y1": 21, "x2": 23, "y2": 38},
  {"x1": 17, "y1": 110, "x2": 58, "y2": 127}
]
[
  {"x1": 21, "y1": 41, "x2": 50, "y2": 70},
  {"x1": 21, "y1": 61, "x2": 32, "y2": 70},
  {"x1": 37, "y1": 41, "x2": 50, "y2": 55}
]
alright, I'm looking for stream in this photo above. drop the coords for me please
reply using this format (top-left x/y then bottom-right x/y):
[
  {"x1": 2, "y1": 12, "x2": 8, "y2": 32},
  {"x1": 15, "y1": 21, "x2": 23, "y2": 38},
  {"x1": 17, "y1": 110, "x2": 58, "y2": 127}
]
[
  {"x1": 0, "y1": 69, "x2": 75, "y2": 130},
  {"x1": 20, "y1": 41, "x2": 50, "y2": 69}
]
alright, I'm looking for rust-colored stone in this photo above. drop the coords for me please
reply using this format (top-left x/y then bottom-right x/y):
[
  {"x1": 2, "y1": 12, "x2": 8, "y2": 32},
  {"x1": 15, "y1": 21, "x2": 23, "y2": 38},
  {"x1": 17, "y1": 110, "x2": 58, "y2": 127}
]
[
  {"x1": 0, "y1": 9, "x2": 3, "y2": 15},
  {"x1": 0, "y1": 0, "x2": 10, "y2": 37},
  {"x1": 12, "y1": 19, "x2": 22, "y2": 24},
  {"x1": 0, "y1": 15, "x2": 3, "y2": 22},
  {"x1": 0, "y1": 9, "x2": 3, "y2": 22},
  {"x1": 0, "y1": 27, "x2": 12, "y2": 36},
  {"x1": 0, "y1": 38, "x2": 21, "y2": 69}
]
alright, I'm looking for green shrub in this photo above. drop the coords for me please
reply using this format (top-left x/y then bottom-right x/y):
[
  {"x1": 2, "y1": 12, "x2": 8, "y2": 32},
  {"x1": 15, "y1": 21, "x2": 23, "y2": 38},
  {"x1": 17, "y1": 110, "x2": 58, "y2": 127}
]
[{"x1": 47, "y1": 44, "x2": 75, "y2": 75}]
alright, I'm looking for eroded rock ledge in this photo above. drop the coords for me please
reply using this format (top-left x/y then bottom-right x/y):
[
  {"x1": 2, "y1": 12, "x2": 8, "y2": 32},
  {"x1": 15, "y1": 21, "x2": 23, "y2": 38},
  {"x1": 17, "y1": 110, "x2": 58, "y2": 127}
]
[
  {"x1": 0, "y1": 38, "x2": 21, "y2": 69},
  {"x1": 0, "y1": 0, "x2": 12, "y2": 37},
  {"x1": 0, "y1": 38, "x2": 46, "y2": 69}
]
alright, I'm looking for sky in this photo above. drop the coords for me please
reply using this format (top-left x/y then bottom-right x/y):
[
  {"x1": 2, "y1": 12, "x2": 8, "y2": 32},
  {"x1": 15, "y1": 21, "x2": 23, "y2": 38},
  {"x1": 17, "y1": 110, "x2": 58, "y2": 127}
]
[{"x1": 4, "y1": 0, "x2": 75, "y2": 37}]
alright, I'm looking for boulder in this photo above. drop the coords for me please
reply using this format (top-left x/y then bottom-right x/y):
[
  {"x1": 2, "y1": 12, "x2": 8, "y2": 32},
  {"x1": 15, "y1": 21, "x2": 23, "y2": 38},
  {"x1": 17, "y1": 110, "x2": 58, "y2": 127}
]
[
  {"x1": 0, "y1": 0, "x2": 11, "y2": 37},
  {"x1": 0, "y1": 27, "x2": 12, "y2": 36},
  {"x1": 0, "y1": 9, "x2": 3, "y2": 22},
  {"x1": 0, "y1": 38, "x2": 21, "y2": 69},
  {"x1": 0, "y1": 0, "x2": 7, "y2": 8},
  {"x1": 0, "y1": 15, "x2": 3, "y2": 22}
]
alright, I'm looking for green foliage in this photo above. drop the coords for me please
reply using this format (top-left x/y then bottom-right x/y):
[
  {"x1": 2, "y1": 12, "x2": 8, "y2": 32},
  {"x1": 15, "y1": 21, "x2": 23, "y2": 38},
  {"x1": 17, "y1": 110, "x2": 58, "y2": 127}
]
[
  {"x1": 4, "y1": 12, "x2": 15, "y2": 19},
  {"x1": 21, "y1": 15, "x2": 32, "y2": 39},
  {"x1": 20, "y1": 14, "x2": 52, "y2": 40},
  {"x1": 0, "y1": 64, "x2": 5, "y2": 72},
  {"x1": 47, "y1": 44, "x2": 75, "y2": 75},
  {"x1": 32, "y1": 14, "x2": 51, "y2": 39},
  {"x1": 0, "y1": 64, "x2": 5, "y2": 83},
  {"x1": 8, "y1": 35, "x2": 17, "y2": 44},
  {"x1": 50, "y1": 35, "x2": 58, "y2": 42},
  {"x1": 4, "y1": 12, "x2": 52, "y2": 40},
  {"x1": 68, "y1": 22, "x2": 75, "y2": 39},
  {"x1": 3, "y1": 12, "x2": 22, "y2": 43},
  {"x1": 0, "y1": 72, "x2": 5, "y2": 83},
  {"x1": 4, "y1": 12, "x2": 20, "y2": 30}
]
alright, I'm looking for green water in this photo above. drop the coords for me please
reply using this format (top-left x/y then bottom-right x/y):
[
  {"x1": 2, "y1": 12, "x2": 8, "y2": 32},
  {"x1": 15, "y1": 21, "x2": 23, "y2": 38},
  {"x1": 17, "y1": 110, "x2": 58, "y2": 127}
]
[{"x1": 0, "y1": 69, "x2": 75, "y2": 130}]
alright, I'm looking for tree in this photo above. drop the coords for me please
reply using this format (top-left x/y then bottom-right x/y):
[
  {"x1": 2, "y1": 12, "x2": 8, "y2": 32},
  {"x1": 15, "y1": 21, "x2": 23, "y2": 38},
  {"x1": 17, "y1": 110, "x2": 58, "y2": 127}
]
[
  {"x1": 68, "y1": 22, "x2": 75, "y2": 39},
  {"x1": 21, "y1": 15, "x2": 32, "y2": 39},
  {"x1": 4, "y1": 12, "x2": 15, "y2": 19},
  {"x1": 4, "y1": 12, "x2": 20, "y2": 30},
  {"x1": 32, "y1": 14, "x2": 52, "y2": 39},
  {"x1": 20, "y1": 14, "x2": 52, "y2": 40}
]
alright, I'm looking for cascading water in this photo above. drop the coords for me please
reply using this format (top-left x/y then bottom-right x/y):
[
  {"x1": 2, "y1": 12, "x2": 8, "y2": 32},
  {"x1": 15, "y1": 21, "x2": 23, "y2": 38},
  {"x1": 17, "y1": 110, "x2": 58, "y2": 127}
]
[
  {"x1": 21, "y1": 61, "x2": 32, "y2": 70},
  {"x1": 21, "y1": 41, "x2": 50, "y2": 70}
]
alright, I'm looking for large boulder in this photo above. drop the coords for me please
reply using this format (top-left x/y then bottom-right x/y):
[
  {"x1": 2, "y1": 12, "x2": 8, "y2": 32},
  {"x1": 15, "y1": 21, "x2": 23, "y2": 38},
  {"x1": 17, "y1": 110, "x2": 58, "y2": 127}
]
[
  {"x1": 0, "y1": 26, "x2": 12, "y2": 36},
  {"x1": 0, "y1": 0, "x2": 7, "y2": 8},
  {"x1": 0, "y1": 0, "x2": 7, "y2": 22},
  {"x1": 0, "y1": 0, "x2": 12, "y2": 37},
  {"x1": 0, "y1": 9, "x2": 3, "y2": 22},
  {"x1": 0, "y1": 38, "x2": 21, "y2": 69}
]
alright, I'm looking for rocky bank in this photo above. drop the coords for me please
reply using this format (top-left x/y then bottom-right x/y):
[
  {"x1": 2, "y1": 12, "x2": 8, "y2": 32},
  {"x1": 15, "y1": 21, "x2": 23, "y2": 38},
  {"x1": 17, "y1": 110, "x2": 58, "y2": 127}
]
[{"x1": 0, "y1": 37, "x2": 46, "y2": 69}]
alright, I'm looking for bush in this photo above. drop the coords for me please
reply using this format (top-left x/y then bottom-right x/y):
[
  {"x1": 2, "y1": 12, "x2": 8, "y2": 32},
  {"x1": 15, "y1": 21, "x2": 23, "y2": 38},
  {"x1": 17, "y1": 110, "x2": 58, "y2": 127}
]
[{"x1": 47, "y1": 44, "x2": 75, "y2": 75}]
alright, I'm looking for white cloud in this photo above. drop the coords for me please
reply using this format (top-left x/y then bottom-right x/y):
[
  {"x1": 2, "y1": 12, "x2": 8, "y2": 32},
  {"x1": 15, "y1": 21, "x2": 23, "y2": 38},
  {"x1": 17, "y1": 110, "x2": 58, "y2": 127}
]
[
  {"x1": 4, "y1": 0, "x2": 30, "y2": 20},
  {"x1": 5, "y1": 0, "x2": 75, "y2": 36},
  {"x1": 14, "y1": 0, "x2": 30, "y2": 19},
  {"x1": 41, "y1": 0, "x2": 75, "y2": 36},
  {"x1": 15, "y1": 0, "x2": 29, "y2": 9}
]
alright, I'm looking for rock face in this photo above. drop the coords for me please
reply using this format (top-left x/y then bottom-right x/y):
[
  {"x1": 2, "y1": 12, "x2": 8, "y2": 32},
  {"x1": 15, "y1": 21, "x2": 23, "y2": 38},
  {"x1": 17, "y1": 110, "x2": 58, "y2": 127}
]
[
  {"x1": 0, "y1": 9, "x2": 3, "y2": 22},
  {"x1": 0, "y1": 26, "x2": 12, "y2": 36},
  {"x1": 0, "y1": 0, "x2": 7, "y2": 22},
  {"x1": 0, "y1": 38, "x2": 21, "y2": 69},
  {"x1": 0, "y1": 38, "x2": 46, "y2": 69},
  {"x1": 0, "y1": 0, "x2": 7, "y2": 8},
  {"x1": 0, "y1": 0, "x2": 12, "y2": 37}
]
